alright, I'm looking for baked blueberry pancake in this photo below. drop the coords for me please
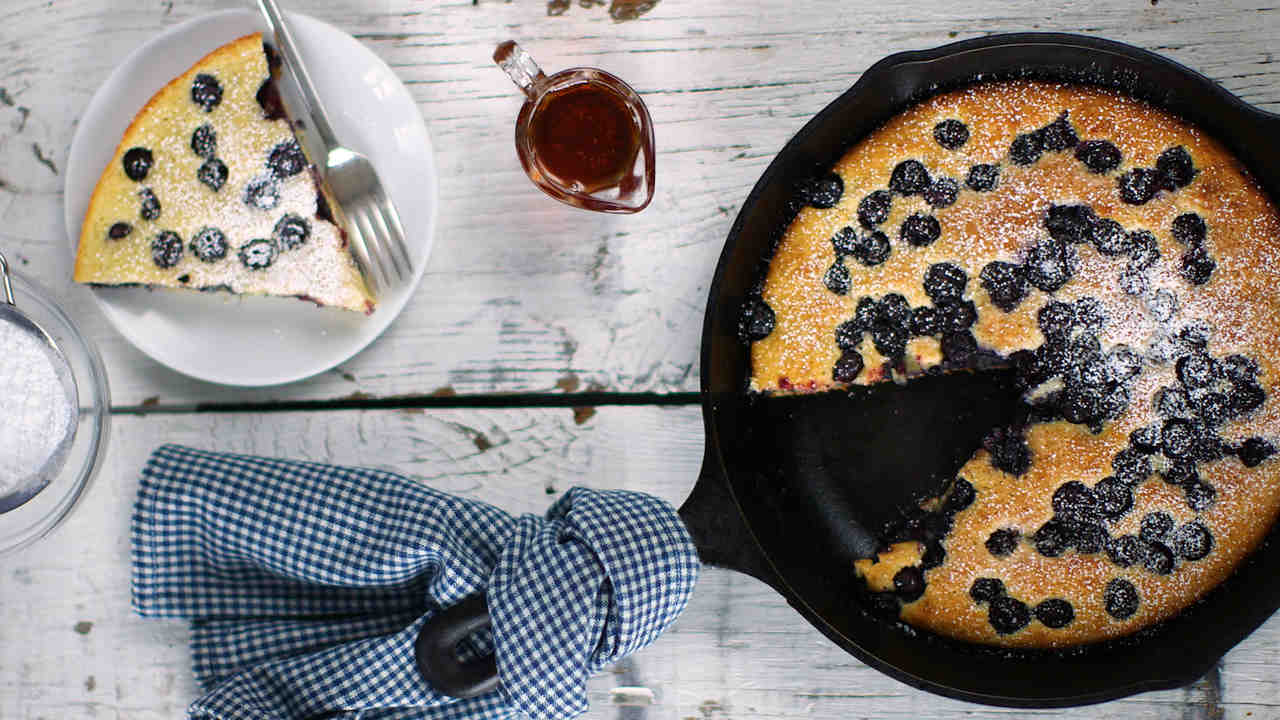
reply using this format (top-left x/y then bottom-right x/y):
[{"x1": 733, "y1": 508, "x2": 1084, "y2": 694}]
[
  {"x1": 744, "y1": 81, "x2": 1280, "y2": 647},
  {"x1": 74, "y1": 33, "x2": 374, "y2": 313}
]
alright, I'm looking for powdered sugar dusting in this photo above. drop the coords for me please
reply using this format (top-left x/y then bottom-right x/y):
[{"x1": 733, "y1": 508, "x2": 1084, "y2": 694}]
[{"x1": 0, "y1": 319, "x2": 74, "y2": 492}]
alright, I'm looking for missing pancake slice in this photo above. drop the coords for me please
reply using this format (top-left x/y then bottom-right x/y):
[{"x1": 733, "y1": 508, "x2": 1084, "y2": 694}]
[
  {"x1": 746, "y1": 80, "x2": 1280, "y2": 647},
  {"x1": 74, "y1": 33, "x2": 374, "y2": 314}
]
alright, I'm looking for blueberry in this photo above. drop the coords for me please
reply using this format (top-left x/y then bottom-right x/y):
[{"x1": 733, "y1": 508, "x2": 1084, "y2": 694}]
[
  {"x1": 1127, "y1": 231, "x2": 1160, "y2": 271},
  {"x1": 1104, "y1": 346, "x2": 1142, "y2": 384},
  {"x1": 1074, "y1": 521, "x2": 1110, "y2": 554},
  {"x1": 1035, "y1": 599, "x2": 1075, "y2": 629},
  {"x1": 985, "y1": 427, "x2": 1031, "y2": 475},
  {"x1": 966, "y1": 164, "x2": 1000, "y2": 192},
  {"x1": 243, "y1": 175, "x2": 281, "y2": 210},
  {"x1": 268, "y1": 139, "x2": 307, "y2": 178},
  {"x1": 273, "y1": 213, "x2": 311, "y2": 251},
  {"x1": 189, "y1": 226, "x2": 228, "y2": 263},
  {"x1": 1010, "y1": 132, "x2": 1044, "y2": 165},
  {"x1": 937, "y1": 298, "x2": 978, "y2": 333},
  {"x1": 256, "y1": 77, "x2": 285, "y2": 119},
  {"x1": 1178, "y1": 321, "x2": 1211, "y2": 349},
  {"x1": 191, "y1": 73, "x2": 223, "y2": 112},
  {"x1": 910, "y1": 306, "x2": 940, "y2": 336},
  {"x1": 1148, "y1": 289, "x2": 1179, "y2": 323},
  {"x1": 823, "y1": 261, "x2": 851, "y2": 295},
  {"x1": 833, "y1": 351, "x2": 864, "y2": 383},
  {"x1": 1196, "y1": 392, "x2": 1232, "y2": 427},
  {"x1": 1161, "y1": 418, "x2": 1197, "y2": 459},
  {"x1": 1103, "y1": 578, "x2": 1139, "y2": 619},
  {"x1": 1239, "y1": 437, "x2": 1277, "y2": 467},
  {"x1": 1171, "y1": 522, "x2": 1213, "y2": 560},
  {"x1": 1175, "y1": 353, "x2": 1217, "y2": 389},
  {"x1": 739, "y1": 297, "x2": 775, "y2": 341},
  {"x1": 970, "y1": 577, "x2": 1005, "y2": 603},
  {"x1": 853, "y1": 297, "x2": 879, "y2": 330},
  {"x1": 1144, "y1": 542, "x2": 1175, "y2": 574},
  {"x1": 832, "y1": 226, "x2": 859, "y2": 256},
  {"x1": 857, "y1": 190, "x2": 892, "y2": 228},
  {"x1": 900, "y1": 213, "x2": 941, "y2": 247},
  {"x1": 879, "y1": 293, "x2": 911, "y2": 328},
  {"x1": 1171, "y1": 213, "x2": 1207, "y2": 246},
  {"x1": 150, "y1": 231, "x2": 182, "y2": 269},
  {"x1": 1181, "y1": 247, "x2": 1216, "y2": 285},
  {"x1": 1037, "y1": 300, "x2": 1076, "y2": 339},
  {"x1": 798, "y1": 172, "x2": 843, "y2": 209},
  {"x1": 1140, "y1": 512, "x2": 1174, "y2": 543},
  {"x1": 1184, "y1": 478, "x2": 1216, "y2": 511},
  {"x1": 924, "y1": 177, "x2": 960, "y2": 208},
  {"x1": 190, "y1": 124, "x2": 216, "y2": 159},
  {"x1": 1191, "y1": 433, "x2": 1230, "y2": 463},
  {"x1": 941, "y1": 330, "x2": 978, "y2": 364},
  {"x1": 1045, "y1": 204, "x2": 1098, "y2": 245},
  {"x1": 871, "y1": 320, "x2": 908, "y2": 360},
  {"x1": 1156, "y1": 146, "x2": 1196, "y2": 189},
  {"x1": 122, "y1": 147, "x2": 153, "y2": 181},
  {"x1": 1040, "y1": 114, "x2": 1078, "y2": 151},
  {"x1": 1024, "y1": 238, "x2": 1077, "y2": 292},
  {"x1": 1059, "y1": 385, "x2": 1106, "y2": 426},
  {"x1": 1128, "y1": 426, "x2": 1160, "y2": 455},
  {"x1": 1163, "y1": 460, "x2": 1197, "y2": 487},
  {"x1": 986, "y1": 528, "x2": 1020, "y2": 557},
  {"x1": 834, "y1": 321, "x2": 864, "y2": 354},
  {"x1": 942, "y1": 477, "x2": 976, "y2": 516},
  {"x1": 1053, "y1": 481, "x2": 1100, "y2": 523},
  {"x1": 138, "y1": 187, "x2": 161, "y2": 221},
  {"x1": 107, "y1": 222, "x2": 132, "y2": 240},
  {"x1": 1107, "y1": 535, "x2": 1144, "y2": 567},
  {"x1": 1075, "y1": 140, "x2": 1122, "y2": 174},
  {"x1": 933, "y1": 119, "x2": 969, "y2": 150},
  {"x1": 1118, "y1": 168, "x2": 1159, "y2": 205},
  {"x1": 989, "y1": 596, "x2": 1031, "y2": 634},
  {"x1": 1112, "y1": 447, "x2": 1152, "y2": 486},
  {"x1": 979, "y1": 261, "x2": 1027, "y2": 312},
  {"x1": 893, "y1": 566, "x2": 926, "y2": 601},
  {"x1": 1223, "y1": 355, "x2": 1261, "y2": 382},
  {"x1": 1095, "y1": 477, "x2": 1134, "y2": 519},
  {"x1": 1073, "y1": 296, "x2": 1106, "y2": 330},
  {"x1": 1119, "y1": 269, "x2": 1147, "y2": 296},
  {"x1": 1230, "y1": 380, "x2": 1266, "y2": 416},
  {"x1": 852, "y1": 231, "x2": 891, "y2": 266},
  {"x1": 889, "y1": 160, "x2": 931, "y2": 195},
  {"x1": 923, "y1": 262, "x2": 967, "y2": 303},
  {"x1": 238, "y1": 238, "x2": 279, "y2": 270},
  {"x1": 197, "y1": 158, "x2": 228, "y2": 192},
  {"x1": 1157, "y1": 386, "x2": 1192, "y2": 418},
  {"x1": 921, "y1": 540, "x2": 945, "y2": 569},
  {"x1": 1086, "y1": 218, "x2": 1129, "y2": 257}
]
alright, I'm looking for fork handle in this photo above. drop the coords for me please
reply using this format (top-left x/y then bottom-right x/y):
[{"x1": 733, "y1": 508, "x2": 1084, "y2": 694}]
[{"x1": 255, "y1": 0, "x2": 341, "y2": 150}]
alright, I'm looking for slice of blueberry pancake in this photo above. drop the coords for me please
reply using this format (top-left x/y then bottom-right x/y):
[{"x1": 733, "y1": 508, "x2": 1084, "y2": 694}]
[
  {"x1": 747, "y1": 81, "x2": 1280, "y2": 648},
  {"x1": 74, "y1": 33, "x2": 374, "y2": 313}
]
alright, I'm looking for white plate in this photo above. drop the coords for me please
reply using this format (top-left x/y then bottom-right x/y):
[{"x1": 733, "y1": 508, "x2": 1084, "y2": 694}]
[{"x1": 64, "y1": 9, "x2": 437, "y2": 387}]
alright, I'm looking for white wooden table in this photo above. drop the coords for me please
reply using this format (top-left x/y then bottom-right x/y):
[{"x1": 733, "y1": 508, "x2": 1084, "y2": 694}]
[{"x1": 3, "y1": 0, "x2": 1280, "y2": 717}]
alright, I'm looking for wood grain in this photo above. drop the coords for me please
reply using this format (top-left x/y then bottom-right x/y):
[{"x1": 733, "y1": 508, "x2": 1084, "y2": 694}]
[
  {"x1": 2, "y1": 407, "x2": 1278, "y2": 719},
  {"x1": 1, "y1": 0, "x2": 1278, "y2": 405}
]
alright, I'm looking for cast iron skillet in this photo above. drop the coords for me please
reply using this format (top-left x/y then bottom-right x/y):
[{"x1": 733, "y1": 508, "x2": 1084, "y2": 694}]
[{"x1": 418, "y1": 33, "x2": 1280, "y2": 706}]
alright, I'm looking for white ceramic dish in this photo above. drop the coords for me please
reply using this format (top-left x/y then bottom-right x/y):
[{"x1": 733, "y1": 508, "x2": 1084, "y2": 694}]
[{"x1": 64, "y1": 9, "x2": 437, "y2": 387}]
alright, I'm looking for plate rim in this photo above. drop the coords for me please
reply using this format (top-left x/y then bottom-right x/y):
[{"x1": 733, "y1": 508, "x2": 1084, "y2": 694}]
[{"x1": 63, "y1": 8, "x2": 438, "y2": 387}]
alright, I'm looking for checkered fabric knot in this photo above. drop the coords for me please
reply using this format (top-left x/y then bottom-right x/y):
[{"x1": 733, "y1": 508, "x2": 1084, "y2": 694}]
[{"x1": 131, "y1": 445, "x2": 700, "y2": 720}]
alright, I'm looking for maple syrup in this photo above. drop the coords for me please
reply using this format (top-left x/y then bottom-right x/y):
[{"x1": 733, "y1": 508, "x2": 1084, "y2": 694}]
[{"x1": 529, "y1": 83, "x2": 642, "y2": 194}]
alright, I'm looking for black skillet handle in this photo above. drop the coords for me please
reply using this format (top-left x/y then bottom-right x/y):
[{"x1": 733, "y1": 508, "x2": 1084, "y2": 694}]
[
  {"x1": 414, "y1": 594, "x2": 500, "y2": 699},
  {"x1": 677, "y1": 456, "x2": 783, "y2": 590},
  {"x1": 415, "y1": 461, "x2": 778, "y2": 697}
]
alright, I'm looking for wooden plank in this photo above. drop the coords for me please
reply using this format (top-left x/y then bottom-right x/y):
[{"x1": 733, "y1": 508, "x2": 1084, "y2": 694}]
[
  {"x1": 1, "y1": 406, "x2": 1276, "y2": 718},
  {"x1": 1, "y1": 0, "x2": 1278, "y2": 405}
]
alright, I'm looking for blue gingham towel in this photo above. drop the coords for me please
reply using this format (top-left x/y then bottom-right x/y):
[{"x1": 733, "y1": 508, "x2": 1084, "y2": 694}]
[{"x1": 131, "y1": 445, "x2": 700, "y2": 720}]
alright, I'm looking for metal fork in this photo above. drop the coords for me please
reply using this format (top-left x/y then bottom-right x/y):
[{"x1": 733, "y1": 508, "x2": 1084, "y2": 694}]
[{"x1": 256, "y1": 0, "x2": 413, "y2": 297}]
